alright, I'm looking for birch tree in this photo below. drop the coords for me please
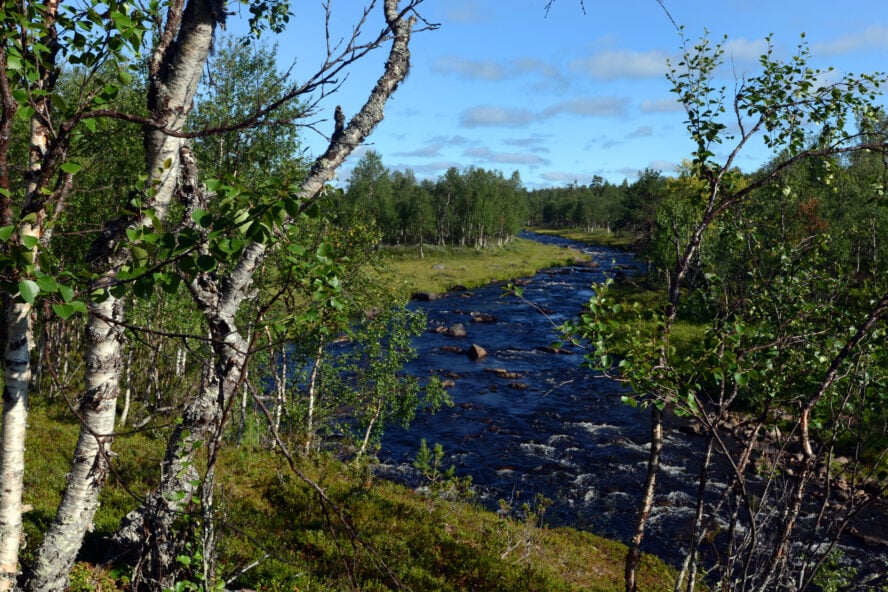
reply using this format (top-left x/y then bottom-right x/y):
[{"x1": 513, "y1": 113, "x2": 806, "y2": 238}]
[
  {"x1": 572, "y1": 34, "x2": 888, "y2": 592},
  {"x1": 0, "y1": 0, "x2": 432, "y2": 589}
]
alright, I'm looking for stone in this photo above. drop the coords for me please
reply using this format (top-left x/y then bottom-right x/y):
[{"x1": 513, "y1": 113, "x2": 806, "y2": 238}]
[
  {"x1": 411, "y1": 291, "x2": 439, "y2": 301},
  {"x1": 471, "y1": 312, "x2": 497, "y2": 323},
  {"x1": 446, "y1": 323, "x2": 467, "y2": 337},
  {"x1": 467, "y1": 344, "x2": 487, "y2": 360}
]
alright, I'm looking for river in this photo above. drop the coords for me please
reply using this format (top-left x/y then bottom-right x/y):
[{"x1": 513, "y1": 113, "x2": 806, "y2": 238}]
[{"x1": 374, "y1": 232, "x2": 887, "y2": 586}]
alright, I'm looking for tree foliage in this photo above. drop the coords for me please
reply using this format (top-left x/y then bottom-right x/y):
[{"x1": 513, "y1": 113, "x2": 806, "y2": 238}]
[
  {"x1": 336, "y1": 151, "x2": 529, "y2": 248},
  {"x1": 571, "y1": 33, "x2": 888, "y2": 592}
]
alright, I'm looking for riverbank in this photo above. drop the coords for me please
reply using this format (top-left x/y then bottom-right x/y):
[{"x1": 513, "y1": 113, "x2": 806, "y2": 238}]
[
  {"x1": 23, "y1": 406, "x2": 678, "y2": 591},
  {"x1": 379, "y1": 235, "x2": 590, "y2": 297}
]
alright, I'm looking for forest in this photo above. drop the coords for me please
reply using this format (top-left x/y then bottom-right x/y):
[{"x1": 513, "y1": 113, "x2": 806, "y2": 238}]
[{"x1": 0, "y1": 0, "x2": 887, "y2": 591}]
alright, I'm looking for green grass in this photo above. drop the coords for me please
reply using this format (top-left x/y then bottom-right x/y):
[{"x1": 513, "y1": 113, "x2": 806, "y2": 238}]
[
  {"x1": 530, "y1": 227, "x2": 636, "y2": 250},
  {"x1": 377, "y1": 238, "x2": 589, "y2": 297},
  {"x1": 21, "y1": 408, "x2": 678, "y2": 592}
]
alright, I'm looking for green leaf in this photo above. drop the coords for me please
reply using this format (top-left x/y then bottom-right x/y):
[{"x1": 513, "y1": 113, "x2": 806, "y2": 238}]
[
  {"x1": 195, "y1": 254, "x2": 216, "y2": 272},
  {"x1": 60, "y1": 161, "x2": 82, "y2": 175},
  {"x1": 36, "y1": 276, "x2": 58, "y2": 293},
  {"x1": 0, "y1": 226, "x2": 14, "y2": 241},
  {"x1": 52, "y1": 303, "x2": 76, "y2": 319},
  {"x1": 58, "y1": 284, "x2": 75, "y2": 302},
  {"x1": 18, "y1": 279, "x2": 40, "y2": 304}
]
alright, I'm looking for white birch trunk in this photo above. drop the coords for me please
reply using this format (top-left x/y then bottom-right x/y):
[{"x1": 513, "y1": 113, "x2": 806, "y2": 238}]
[
  {"x1": 111, "y1": 2, "x2": 420, "y2": 584},
  {"x1": 0, "y1": 3, "x2": 58, "y2": 579},
  {"x1": 26, "y1": 2, "x2": 219, "y2": 589},
  {"x1": 303, "y1": 339, "x2": 324, "y2": 454},
  {"x1": 0, "y1": 302, "x2": 32, "y2": 591},
  {"x1": 25, "y1": 297, "x2": 123, "y2": 592}
]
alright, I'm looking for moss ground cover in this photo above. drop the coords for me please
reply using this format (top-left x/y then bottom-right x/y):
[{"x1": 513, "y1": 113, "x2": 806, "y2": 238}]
[{"x1": 21, "y1": 407, "x2": 677, "y2": 591}]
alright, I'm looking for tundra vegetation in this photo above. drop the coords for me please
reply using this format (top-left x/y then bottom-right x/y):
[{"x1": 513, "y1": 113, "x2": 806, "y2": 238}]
[{"x1": 0, "y1": 1, "x2": 886, "y2": 592}]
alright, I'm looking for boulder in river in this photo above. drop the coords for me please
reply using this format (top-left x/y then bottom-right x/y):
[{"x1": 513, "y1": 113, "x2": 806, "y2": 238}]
[
  {"x1": 467, "y1": 344, "x2": 487, "y2": 360},
  {"x1": 411, "y1": 291, "x2": 440, "y2": 302},
  {"x1": 485, "y1": 368, "x2": 523, "y2": 379},
  {"x1": 471, "y1": 312, "x2": 497, "y2": 323},
  {"x1": 536, "y1": 345, "x2": 570, "y2": 354},
  {"x1": 446, "y1": 323, "x2": 467, "y2": 338}
]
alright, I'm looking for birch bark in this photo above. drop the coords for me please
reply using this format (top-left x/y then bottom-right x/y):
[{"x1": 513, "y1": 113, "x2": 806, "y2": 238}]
[
  {"x1": 25, "y1": 2, "x2": 221, "y2": 589},
  {"x1": 0, "y1": 1, "x2": 60, "y2": 584},
  {"x1": 111, "y1": 5, "x2": 420, "y2": 584}
]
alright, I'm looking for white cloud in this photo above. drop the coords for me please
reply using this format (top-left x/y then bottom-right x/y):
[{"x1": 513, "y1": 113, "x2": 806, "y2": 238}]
[
  {"x1": 431, "y1": 57, "x2": 506, "y2": 81},
  {"x1": 464, "y1": 146, "x2": 551, "y2": 166},
  {"x1": 815, "y1": 25, "x2": 888, "y2": 55},
  {"x1": 543, "y1": 96, "x2": 628, "y2": 118},
  {"x1": 570, "y1": 49, "x2": 670, "y2": 80},
  {"x1": 443, "y1": 2, "x2": 488, "y2": 24},
  {"x1": 394, "y1": 143, "x2": 445, "y2": 158},
  {"x1": 503, "y1": 135, "x2": 552, "y2": 153},
  {"x1": 722, "y1": 37, "x2": 770, "y2": 63},
  {"x1": 646, "y1": 159, "x2": 678, "y2": 173},
  {"x1": 431, "y1": 56, "x2": 569, "y2": 91},
  {"x1": 540, "y1": 171, "x2": 600, "y2": 184},
  {"x1": 460, "y1": 106, "x2": 537, "y2": 128},
  {"x1": 459, "y1": 96, "x2": 627, "y2": 129},
  {"x1": 626, "y1": 126, "x2": 654, "y2": 139},
  {"x1": 640, "y1": 97, "x2": 682, "y2": 113}
]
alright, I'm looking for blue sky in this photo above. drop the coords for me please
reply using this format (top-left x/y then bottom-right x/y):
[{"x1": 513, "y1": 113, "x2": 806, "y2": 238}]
[{"x1": 237, "y1": 1, "x2": 888, "y2": 189}]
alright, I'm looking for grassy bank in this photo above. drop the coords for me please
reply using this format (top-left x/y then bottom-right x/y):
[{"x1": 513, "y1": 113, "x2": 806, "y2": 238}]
[
  {"x1": 523, "y1": 228, "x2": 708, "y2": 357},
  {"x1": 378, "y1": 237, "x2": 589, "y2": 297},
  {"x1": 22, "y1": 407, "x2": 678, "y2": 592},
  {"x1": 530, "y1": 228, "x2": 636, "y2": 250}
]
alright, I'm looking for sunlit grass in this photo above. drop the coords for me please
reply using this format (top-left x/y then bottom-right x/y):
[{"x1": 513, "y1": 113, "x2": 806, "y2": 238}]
[
  {"x1": 531, "y1": 227, "x2": 636, "y2": 250},
  {"x1": 378, "y1": 237, "x2": 589, "y2": 297}
]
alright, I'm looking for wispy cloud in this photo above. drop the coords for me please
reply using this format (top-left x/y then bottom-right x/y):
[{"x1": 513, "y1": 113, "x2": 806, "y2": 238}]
[
  {"x1": 460, "y1": 96, "x2": 628, "y2": 128},
  {"x1": 640, "y1": 97, "x2": 682, "y2": 113},
  {"x1": 460, "y1": 106, "x2": 537, "y2": 128},
  {"x1": 464, "y1": 146, "x2": 551, "y2": 166},
  {"x1": 647, "y1": 159, "x2": 677, "y2": 173},
  {"x1": 432, "y1": 56, "x2": 568, "y2": 89},
  {"x1": 503, "y1": 135, "x2": 552, "y2": 153},
  {"x1": 431, "y1": 57, "x2": 507, "y2": 81},
  {"x1": 626, "y1": 126, "x2": 654, "y2": 139},
  {"x1": 443, "y1": 2, "x2": 488, "y2": 24},
  {"x1": 394, "y1": 135, "x2": 470, "y2": 158},
  {"x1": 541, "y1": 171, "x2": 600, "y2": 185},
  {"x1": 570, "y1": 49, "x2": 671, "y2": 80},
  {"x1": 722, "y1": 37, "x2": 770, "y2": 63},
  {"x1": 543, "y1": 97, "x2": 628, "y2": 118},
  {"x1": 814, "y1": 25, "x2": 888, "y2": 55}
]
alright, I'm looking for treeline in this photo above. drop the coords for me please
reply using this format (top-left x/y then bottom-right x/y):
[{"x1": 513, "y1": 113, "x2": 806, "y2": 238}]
[
  {"x1": 333, "y1": 151, "x2": 528, "y2": 248},
  {"x1": 333, "y1": 154, "x2": 673, "y2": 254}
]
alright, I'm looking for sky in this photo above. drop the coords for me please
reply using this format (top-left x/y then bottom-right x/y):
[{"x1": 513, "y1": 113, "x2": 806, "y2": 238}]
[{"x1": 231, "y1": 1, "x2": 888, "y2": 189}]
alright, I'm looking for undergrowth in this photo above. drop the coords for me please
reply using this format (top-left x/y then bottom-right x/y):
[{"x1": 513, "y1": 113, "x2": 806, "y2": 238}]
[{"x1": 22, "y1": 408, "x2": 677, "y2": 591}]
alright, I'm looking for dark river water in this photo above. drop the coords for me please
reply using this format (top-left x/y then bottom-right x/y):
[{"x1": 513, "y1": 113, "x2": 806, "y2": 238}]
[{"x1": 374, "y1": 232, "x2": 887, "y2": 584}]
